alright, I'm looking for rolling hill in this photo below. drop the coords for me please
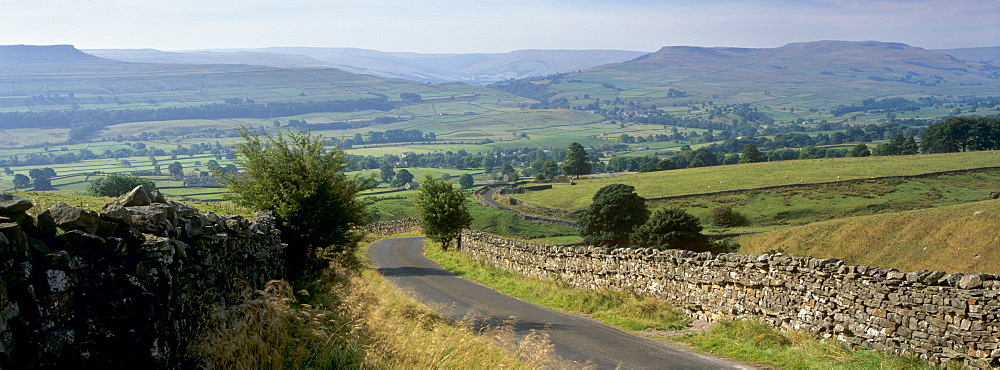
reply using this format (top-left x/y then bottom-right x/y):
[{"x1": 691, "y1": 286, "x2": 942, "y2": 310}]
[
  {"x1": 0, "y1": 45, "x2": 530, "y2": 110},
  {"x1": 933, "y1": 46, "x2": 1000, "y2": 63},
  {"x1": 497, "y1": 40, "x2": 1000, "y2": 110}
]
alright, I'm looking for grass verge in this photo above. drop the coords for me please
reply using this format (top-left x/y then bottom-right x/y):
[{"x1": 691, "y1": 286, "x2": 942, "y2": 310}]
[
  {"x1": 425, "y1": 239, "x2": 944, "y2": 368},
  {"x1": 190, "y1": 233, "x2": 556, "y2": 368},
  {"x1": 425, "y1": 240, "x2": 689, "y2": 331},
  {"x1": 670, "y1": 320, "x2": 934, "y2": 369}
]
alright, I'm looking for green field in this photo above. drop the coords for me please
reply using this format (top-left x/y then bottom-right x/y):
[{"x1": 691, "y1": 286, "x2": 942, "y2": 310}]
[
  {"x1": 653, "y1": 170, "x2": 1000, "y2": 233},
  {"x1": 510, "y1": 151, "x2": 1000, "y2": 211}
]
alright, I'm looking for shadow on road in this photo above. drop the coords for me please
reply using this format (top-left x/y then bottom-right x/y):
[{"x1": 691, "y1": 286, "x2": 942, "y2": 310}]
[
  {"x1": 460, "y1": 315, "x2": 575, "y2": 333},
  {"x1": 377, "y1": 266, "x2": 456, "y2": 277}
]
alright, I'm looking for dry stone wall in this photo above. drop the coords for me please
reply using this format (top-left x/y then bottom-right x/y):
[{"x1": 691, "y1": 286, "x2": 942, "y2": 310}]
[
  {"x1": 364, "y1": 218, "x2": 420, "y2": 236},
  {"x1": 0, "y1": 186, "x2": 286, "y2": 368},
  {"x1": 461, "y1": 229, "x2": 999, "y2": 366}
]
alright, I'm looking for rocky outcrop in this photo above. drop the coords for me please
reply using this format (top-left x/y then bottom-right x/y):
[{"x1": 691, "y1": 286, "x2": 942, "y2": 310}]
[
  {"x1": 461, "y1": 229, "x2": 1000, "y2": 366},
  {"x1": 0, "y1": 186, "x2": 285, "y2": 368}
]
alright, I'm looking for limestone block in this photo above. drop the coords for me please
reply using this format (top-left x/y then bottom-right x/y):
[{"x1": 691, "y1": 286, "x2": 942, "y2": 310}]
[
  {"x1": 0, "y1": 193, "x2": 32, "y2": 215},
  {"x1": 47, "y1": 203, "x2": 103, "y2": 235}
]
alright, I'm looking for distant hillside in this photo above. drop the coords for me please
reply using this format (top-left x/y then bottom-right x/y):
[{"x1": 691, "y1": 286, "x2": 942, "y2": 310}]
[
  {"x1": 0, "y1": 44, "x2": 116, "y2": 66},
  {"x1": 0, "y1": 45, "x2": 527, "y2": 110},
  {"x1": 87, "y1": 47, "x2": 648, "y2": 84},
  {"x1": 83, "y1": 48, "x2": 336, "y2": 68},
  {"x1": 735, "y1": 199, "x2": 1000, "y2": 273},
  {"x1": 496, "y1": 40, "x2": 1000, "y2": 109},
  {"x1": 933, "y1": 46, "x2": 1000, "y2": 63}
]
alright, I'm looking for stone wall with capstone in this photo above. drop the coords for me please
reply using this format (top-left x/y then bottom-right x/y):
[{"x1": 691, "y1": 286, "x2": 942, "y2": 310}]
[
  {"x1": 0, "y1": 186, "x2": 285, "y2": 368},
  {"x1": 460, "y1": 229, "x2": 999, "y2": 366}
]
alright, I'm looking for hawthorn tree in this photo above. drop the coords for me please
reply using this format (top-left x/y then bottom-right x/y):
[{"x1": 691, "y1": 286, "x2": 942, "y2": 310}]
[
  {"x1": 416, "y1": 175, "x2": 471, "y2": 251},
  {"x1": 88, "y1": 174, "x2": 157, "y2": 197},
  {"x1": 458, "y1": 173, "x2": 475, "y2": 189},
  {"x1": 578, "y1": 184, "x2": 649, "y2": 248},
  {"x1": 213, "y1": 127, "x2": 371, "y2": 277}
]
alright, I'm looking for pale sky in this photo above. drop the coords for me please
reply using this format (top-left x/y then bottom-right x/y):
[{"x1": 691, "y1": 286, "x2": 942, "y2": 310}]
[{"x1": 1, "y1": 0, "x2": 997, "y2": 53}]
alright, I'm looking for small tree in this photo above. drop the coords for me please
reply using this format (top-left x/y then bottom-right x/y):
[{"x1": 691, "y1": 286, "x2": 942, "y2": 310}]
[
  {"x1": 392, "y1": 169, "x2": 414, "y2": 187},
  {"x1": 578, "y1": 184, "x2": 649, "y2": 248},
  {"x1": 630, "y1": 208, "x2": 711, "y2": 252},
  {"x1": 707, "y1": 205, "x2": 746, "y2": 227},
  {"x1": 416, "y1": 175, "x2": 471, "y2": 251},
  {"x1": 379, "y1": 164, "x2": 396, "y2": 184},
  {"x1": 540, "y1": 160, "x2": 558, "y2": 181},
  {"x1": 562, "y1": 142, "x2": 590, "y2": 179},
  {"x1": 12, "y1": 174, "x2": 30, "y2": 189},
  {"x1": 458, "y1": 173, "x2": 475, "y2": 189},
  {"x1": 26, "y1": 168, "x2": 55, "y2": 190},
  {"x1": 213, "y1": 127, "x2": 372, "y2": 277},
  {"x1": 88, "y1": 174, "x2": 158, "y2": 197},
  {"x1": 739, "y1": 144, "x2": 765, "y2": 163},
  {"x1": 168, "y1": 161, "x2": 184, "y2": 177},
  {"x1": 849, "y1": 143, "x2": 871, "y2": 157},
  {"x1": 32, "y1": 177, "x2": 53, "y2": 191}
]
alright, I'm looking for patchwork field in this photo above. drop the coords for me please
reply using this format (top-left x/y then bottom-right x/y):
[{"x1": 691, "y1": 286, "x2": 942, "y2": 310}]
[{"x1": 510, "y1": 151, "x2": 1000, "y2": 211}]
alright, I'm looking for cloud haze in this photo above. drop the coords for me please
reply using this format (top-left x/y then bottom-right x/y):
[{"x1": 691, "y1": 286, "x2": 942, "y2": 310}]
[{"x1": 0, "y1": 0, "x2": 996, "y2": 52}]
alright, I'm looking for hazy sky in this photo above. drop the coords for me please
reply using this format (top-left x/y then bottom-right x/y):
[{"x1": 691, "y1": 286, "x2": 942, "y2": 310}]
[{"x1": 1, "y1": 0, "x2": 997, "y2": 53}]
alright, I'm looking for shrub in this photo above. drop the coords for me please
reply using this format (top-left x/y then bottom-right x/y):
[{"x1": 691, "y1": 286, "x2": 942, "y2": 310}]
[
  {"x1": 708, "y1": 205, "x2": 747, "y2": 227},
  {"x1": 87, "y1": 174, "x2": 158, "y2": 197},
  {"x1": 214, "y1": 127, "x2": 371, "y2": 277},
  {"x1": 630, "y1": 208, "x2": 711, "y2": 252}
]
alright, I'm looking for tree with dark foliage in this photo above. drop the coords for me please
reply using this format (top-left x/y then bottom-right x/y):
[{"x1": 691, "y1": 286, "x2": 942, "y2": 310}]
[
  {"x1": 631, "y1": 208, "x2": 711, "y2": 252},
  {"x1": 578, "y1": 184, "x2": 649, "y2": 248}
]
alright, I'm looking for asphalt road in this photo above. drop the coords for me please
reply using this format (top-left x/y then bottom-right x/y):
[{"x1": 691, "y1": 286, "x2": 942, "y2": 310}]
[{"x1": 369, "y1": 237, "x2": 747, "y2": 369}]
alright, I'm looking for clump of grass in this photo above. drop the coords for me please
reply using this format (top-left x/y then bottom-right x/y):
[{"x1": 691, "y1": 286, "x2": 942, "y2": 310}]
[
  {"x1": 425, "y1": 241, "x2": 689, "y2": 331},
  {"x1": 674, "y1": 320, "x2": 935, "y2": 369}
]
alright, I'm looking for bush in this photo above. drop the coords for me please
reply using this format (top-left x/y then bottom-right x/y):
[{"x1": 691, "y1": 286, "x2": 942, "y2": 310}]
[
  {"x1": 87, "y1": 174, "x2": 158, "y2": 197},
  {"x1": 213, "y1": 127, "x2": 371, "y2": 277},
  {"x1": 630, "y1": 208, "x2": 711, "y2": 252},
  {"x1": 708, "y1": 205, "x2": 747, "y2": 227},
  {"x1": 578, "y1": 184, "x2": 649, "y2": 248}
]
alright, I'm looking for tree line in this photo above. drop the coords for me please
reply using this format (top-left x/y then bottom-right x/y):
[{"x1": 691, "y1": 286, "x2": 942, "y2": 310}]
[{"x1": 0, "y1": 98, "x2": 394, "y2": 141}]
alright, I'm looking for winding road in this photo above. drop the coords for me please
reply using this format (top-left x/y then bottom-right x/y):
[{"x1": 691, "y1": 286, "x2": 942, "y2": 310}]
[{"x1": 369, "y1": 237, "x2": 747, "y2": 369}]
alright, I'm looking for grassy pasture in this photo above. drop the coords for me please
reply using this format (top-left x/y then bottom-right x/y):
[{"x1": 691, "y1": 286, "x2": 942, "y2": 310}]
[
  {"x1": 655, "y1": 170, "x2": 1000, "y2": 233},
  {"x1": 510, "y1": 151, "x2": 1000, "y2": 211},
  {"x1": 735, "y1": 200, "x2": 1000, "y2": 273}
]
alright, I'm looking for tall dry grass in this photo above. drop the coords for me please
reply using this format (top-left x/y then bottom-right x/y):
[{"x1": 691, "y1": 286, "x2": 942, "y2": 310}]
[
  {"x1": 190, "y1": 235, "x2": 564, "y2": 368},
  {"x1": 736, "y1": 199, "x2": 1000, "y2": 273}
]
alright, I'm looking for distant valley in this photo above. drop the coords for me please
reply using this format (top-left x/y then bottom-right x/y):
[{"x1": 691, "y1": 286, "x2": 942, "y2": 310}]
[{"x1": 84, "y1": 47, "x2": 649, "y2": 84}]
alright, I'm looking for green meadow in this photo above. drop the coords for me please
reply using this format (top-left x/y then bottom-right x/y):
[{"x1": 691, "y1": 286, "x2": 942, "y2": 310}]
[{"x1": 510, "y1": 151, "x2": 1000, "y2": 211}]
